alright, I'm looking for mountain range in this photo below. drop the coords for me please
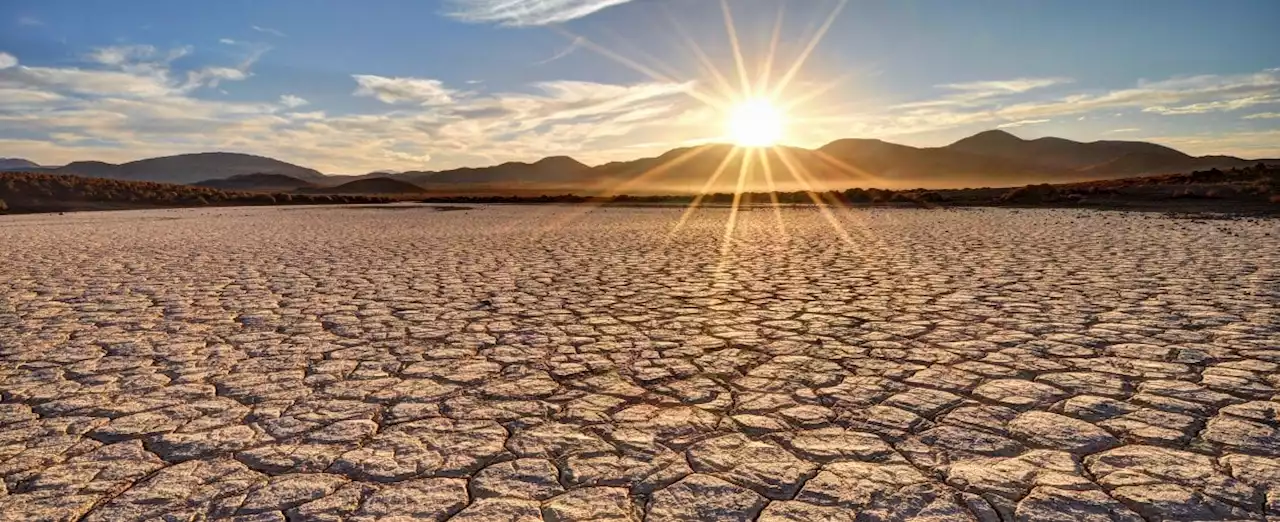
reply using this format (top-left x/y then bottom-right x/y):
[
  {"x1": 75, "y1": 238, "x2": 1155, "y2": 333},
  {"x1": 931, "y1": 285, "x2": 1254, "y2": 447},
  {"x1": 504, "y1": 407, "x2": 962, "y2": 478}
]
[
  {"x1": 4, "y1": 130, "x2": 1275, "y2": 194},
  {"x1": 4, "y1": 152, "x2": 326, "y2": 185}
]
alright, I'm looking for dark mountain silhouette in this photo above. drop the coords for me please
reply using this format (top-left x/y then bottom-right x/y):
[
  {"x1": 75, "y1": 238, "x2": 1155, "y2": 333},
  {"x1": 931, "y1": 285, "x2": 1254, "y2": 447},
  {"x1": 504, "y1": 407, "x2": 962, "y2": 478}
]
[
  {"x1": 26, "y1": 130, "x2": 1277, "y2": 193},
  {"x1": 372, "y1": 131, "x2": 1274, "y2": 193},
  {"x1": 193, "y1": 173, "x2": 317, "y2": 192},
  {"x1": 0, "y1": 158, "x2": 40, "y2": 170},
  {"x1": 944, "y1": 129, "x2": 1193, "y2": 170},
  {"x1": 54, "y1": 152, "x2": 326, "y2": 185},
  {"x1": 399, "y1": 156, "x2": 592, "y2": 186},
  {"x1": 301, "y1": 177, "x2": 428, "y2": 194}
]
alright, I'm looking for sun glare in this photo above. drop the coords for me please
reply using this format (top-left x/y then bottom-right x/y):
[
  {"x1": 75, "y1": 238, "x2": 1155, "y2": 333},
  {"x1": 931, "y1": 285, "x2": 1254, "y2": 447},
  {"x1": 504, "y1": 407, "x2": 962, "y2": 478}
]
[{"x1": 726, "y1": 98, "x2": 784, "y2": 147}]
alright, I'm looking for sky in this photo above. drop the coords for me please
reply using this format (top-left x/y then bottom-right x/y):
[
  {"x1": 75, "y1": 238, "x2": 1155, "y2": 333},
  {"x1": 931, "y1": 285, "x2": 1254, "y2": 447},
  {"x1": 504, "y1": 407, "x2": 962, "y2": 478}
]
[{"x1": 1, "y1": 0, "x2": 1278, "y2": 173}]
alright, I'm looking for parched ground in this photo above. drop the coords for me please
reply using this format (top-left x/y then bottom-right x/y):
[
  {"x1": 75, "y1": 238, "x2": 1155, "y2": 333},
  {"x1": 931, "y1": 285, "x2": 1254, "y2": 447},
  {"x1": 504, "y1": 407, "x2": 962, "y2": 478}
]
[{"x1": 0, "y1": 205, "x2": 1278, "y2": 521}]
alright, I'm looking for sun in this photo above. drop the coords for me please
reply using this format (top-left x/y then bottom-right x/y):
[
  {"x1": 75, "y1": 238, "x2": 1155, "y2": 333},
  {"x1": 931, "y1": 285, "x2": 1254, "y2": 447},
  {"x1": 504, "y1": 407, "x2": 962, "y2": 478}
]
[{"x1": 725, "y1": 98, "x2": 785, "y2": 147}]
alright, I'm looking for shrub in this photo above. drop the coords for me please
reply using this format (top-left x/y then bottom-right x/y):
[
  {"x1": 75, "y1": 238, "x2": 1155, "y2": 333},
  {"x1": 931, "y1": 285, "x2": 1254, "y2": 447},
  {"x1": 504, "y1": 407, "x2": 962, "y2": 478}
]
[{"x1": 1001, "y1": 184, "x2": 1059, "y2": 203}]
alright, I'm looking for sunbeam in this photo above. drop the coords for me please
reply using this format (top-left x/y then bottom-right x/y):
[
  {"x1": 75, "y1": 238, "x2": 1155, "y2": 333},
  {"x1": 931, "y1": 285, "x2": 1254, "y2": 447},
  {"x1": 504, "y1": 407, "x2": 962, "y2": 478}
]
[
  {"x1": 670, "y1": 146, "x2": 741, "y2": 237},
  {"x1": 720, "y1": 0, "x2": 755, "y2": 98},
  {"x1": 771, "y1": 0, "x2": 848, "y2": 99},
  {"x1": 774, "y1": 147, "x2": 857, "y2": 245},
  {"x1": 757, "y1": 148, "x2": 788, "y2": 236}
]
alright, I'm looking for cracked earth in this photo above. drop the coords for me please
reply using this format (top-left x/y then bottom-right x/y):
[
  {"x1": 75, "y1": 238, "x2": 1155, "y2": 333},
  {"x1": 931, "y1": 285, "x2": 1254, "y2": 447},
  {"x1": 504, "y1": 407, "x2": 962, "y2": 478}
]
[{"x1": 1, "y1": 205, "x2": 1278, "y2": 521}]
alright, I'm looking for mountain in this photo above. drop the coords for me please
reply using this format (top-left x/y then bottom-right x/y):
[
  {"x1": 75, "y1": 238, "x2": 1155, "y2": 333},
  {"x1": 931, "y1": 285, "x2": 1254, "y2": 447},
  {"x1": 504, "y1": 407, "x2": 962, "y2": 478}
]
[
  {"x1": 55, "y1": 152, "x2": 326, "y2": 185},
  {"x1": 400, "y1": 156, "x2": 592, "y2": 186},
  {"x1": 0, "y1": 158, "x2": 41, "y2": 170},
  {"x1": 26, "y1": 130, "x2": 1278, "y2": 193},
  {"x1": 193, "y1": 173, "x2": 317, "y2": 192},
  {"x1": 301, "y1": 177, "x2": 428, "y2": 195},
  {"x1": 940, "y1": 129, "x2": 1258, "y2": 175}
]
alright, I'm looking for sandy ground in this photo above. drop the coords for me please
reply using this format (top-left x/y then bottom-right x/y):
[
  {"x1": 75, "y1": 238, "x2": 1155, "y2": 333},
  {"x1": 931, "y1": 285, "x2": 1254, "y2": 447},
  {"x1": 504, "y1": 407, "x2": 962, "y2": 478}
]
[{"x1": 1, "y1": 204, "x2": 1278, "y2": 520}]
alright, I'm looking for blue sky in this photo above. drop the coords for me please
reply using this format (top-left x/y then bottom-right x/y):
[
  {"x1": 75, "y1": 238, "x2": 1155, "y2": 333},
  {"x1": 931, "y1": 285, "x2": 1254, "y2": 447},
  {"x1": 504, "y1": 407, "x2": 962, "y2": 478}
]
[{"x1": 1, "y1": 0, "x2": 1278, "y2": 173}]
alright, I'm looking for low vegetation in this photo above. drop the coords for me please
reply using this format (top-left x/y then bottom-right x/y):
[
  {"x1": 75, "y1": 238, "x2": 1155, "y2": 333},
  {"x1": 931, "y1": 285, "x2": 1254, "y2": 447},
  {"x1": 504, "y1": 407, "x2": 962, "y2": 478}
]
[
  {"x1": 4, "y1": 164, "x2": 1277, "y2": 216},
  {"x1": 0, "y1": 171, "x2": 393, "y2": 214},
  {"x1": 421, "y1": 163, "x2": 1280, "y2": 215}
]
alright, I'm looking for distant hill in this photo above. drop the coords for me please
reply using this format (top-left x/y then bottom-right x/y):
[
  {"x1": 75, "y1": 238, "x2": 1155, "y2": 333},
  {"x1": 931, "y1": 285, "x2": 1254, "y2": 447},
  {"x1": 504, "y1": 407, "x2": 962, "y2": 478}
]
[
  {"x1": 400, "y1": 156, "x2": 592, "y2": 186},
  {"x1": 354, "y1": 131, "x2": 1276, "y2": 194},
  {"x1": 0, "y1": 158, "x2": 41, "y2": 170},
  {"x1": 302, "y1": 177, "x2": 428, "y2": 194},
  {"x1": 27, "y1": 130, "x2": 1280, "y2": 193},
  {"x1": 55, "y1": 152, "x2": 326, "y2": 185},
  {"x1": 194, "y1": 173, "x2": 317, "y2": 192}
]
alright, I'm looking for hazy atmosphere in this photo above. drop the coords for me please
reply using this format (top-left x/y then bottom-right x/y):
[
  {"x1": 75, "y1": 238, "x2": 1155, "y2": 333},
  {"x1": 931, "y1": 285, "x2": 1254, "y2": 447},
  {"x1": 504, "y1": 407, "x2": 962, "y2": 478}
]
[{"x1": 1, "y1": 0, "x2": 1278, "y2": 173}]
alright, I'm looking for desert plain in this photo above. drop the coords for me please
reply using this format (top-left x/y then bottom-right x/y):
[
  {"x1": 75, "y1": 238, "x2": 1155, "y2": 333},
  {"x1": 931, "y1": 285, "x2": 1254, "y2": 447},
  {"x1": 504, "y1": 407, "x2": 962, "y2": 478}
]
[{"x1": 0, "y1": 204, "x2": 1278, "y2": 521}]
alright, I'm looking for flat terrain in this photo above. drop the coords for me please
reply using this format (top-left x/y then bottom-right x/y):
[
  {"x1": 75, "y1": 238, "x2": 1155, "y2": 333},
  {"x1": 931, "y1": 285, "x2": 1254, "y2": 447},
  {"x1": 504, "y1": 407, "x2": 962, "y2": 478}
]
[{"x1": 1, "y1": 205, "x2": 1278, "y2": 520}]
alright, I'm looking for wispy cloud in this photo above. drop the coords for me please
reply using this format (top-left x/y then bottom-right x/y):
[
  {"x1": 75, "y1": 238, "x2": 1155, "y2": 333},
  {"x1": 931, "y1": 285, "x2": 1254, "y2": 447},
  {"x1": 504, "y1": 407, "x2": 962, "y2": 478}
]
[
  {"x1": 533, "y1": 36, "x2": 583, "y2": 66},
  {"x1": 940, "y1": 77, "x2": 1073, "y2": 94},
  {"x1": 86, "y1": 45, "x2": 161, "y2": 66},
  {"x1": 278, "y1": 94, "x2": 308, "y2": 109},
  {"x1": 219, "y1": 38, "x2": 237, "y2": 45},
  {"x1": 0, "y1": 44, "x2": 698, "y2": 172},
  {"x1": 996, "y1": 118, "x2": 1050, "y2": 128},
  {"x1": 1105, "y1": 128, "x2": 1141, "y2": 134},
  {"x1": 352, "y1": 75, "x2": 459, "y2": 105},
  {"x1": 893, "y1": 76, "x2": 1071, "y2": 110},
  {"x1": 17, "y1": 16, "x2": 43, "y2": 27},
  {"x1": 446, "y1": 0, "x2": 635, "y2": 26},
  {"x1": 860, "y1": 68, "x2": 1280, "y2": 139},
  {"x1": 251, "y1": 25, "x2": 285, "y2": 37},
  {"x1": 1143, "y1": 94, "x2": 1279, "y2": 115},
  {"x1": 1243, "y1": 112, "x2": 1280, "y2": 120}
]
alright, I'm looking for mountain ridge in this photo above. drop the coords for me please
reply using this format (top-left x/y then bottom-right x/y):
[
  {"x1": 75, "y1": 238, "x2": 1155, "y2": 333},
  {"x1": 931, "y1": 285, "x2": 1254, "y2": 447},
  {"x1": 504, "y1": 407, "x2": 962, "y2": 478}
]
[
  {"x1": 46, "y1": 152, "x2": 326, "y2": 185},
  {"x1": 9, "y1": 131, "x2": 1276, "y2": 193}
]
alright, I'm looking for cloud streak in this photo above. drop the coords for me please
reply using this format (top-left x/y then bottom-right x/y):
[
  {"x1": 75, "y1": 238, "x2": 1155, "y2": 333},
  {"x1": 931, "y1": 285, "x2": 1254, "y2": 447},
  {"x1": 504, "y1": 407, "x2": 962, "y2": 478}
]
[
  {"x1": 251, "y1": 25, "x2": 285, "y2": 37},
  {"x1": 996, "y1": 118, "x2": 1050, "y2": 129},
  {"x1": 446, "y1": 0, "x2": 635, "y2": 26}
]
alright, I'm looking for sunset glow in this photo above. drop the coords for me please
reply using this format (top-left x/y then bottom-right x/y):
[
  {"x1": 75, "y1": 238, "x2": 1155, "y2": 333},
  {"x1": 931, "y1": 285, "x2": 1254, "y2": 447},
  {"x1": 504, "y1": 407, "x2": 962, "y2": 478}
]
[{"x1": 725, "y1": 98, "x2": 785, "y2": 147}]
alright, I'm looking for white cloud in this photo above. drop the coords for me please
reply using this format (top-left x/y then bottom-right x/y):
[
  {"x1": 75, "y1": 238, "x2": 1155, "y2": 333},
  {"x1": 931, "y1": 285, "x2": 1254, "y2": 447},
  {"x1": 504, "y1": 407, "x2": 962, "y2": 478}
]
[
  {"x1": 278, "y1": 94, "x2": 308, "y2": 108},
  {"x1": 447, "y1": 0, "x2": 635, "y2": 26},
  {"x1": 996, "y1": 70, "x2": 1280, "y2": 121},
  {"x1": 18, "y1": 16, "x2": 42, "y2": 27},
  {"x1": 251, "y1": 25, "x2": 285, "y2": 37},
  {"x1": 0, "y1": 47, "x2": 698, "y2": 173},
  {"x1": 184, "y1": 67, "x2": 248, "y2": 90},
  {"x1": 0, "y1": 87, "x2": 61, "y2": 105},
  {"x1": 996, "y1": 118, "x2": 1050, "y2": 128},
  {"x1": 940, "y1": 77, "x2": 1072, "y2": 94},
  {"x1": 352, "y1": 75, "x2": 458, "y2": 105},
  {"x1": 1143, "y1": 94, "x2": 1279, "y2": 115},
  {"x1": 1, "y1": 65, "x2": 175, "y2": 97},
  {"x1": 86, "y1": 45, "x2": 158, "y2": 66},
  {"x1": 1243, "y1": 112, "x2": 1280, "y2": 120},
  {"x1": 0, "y1": 52, "x2": 16, "y2": 69},
  {"x1": 219, "y1": 38, "x2": 237, "y2": 45},
  {"x1": 853, "y1": 68, "x2": 1280, "y2": 140},
  {"x1": 1105, "y1": 128, "x2": 1141, "y2": 134}
]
